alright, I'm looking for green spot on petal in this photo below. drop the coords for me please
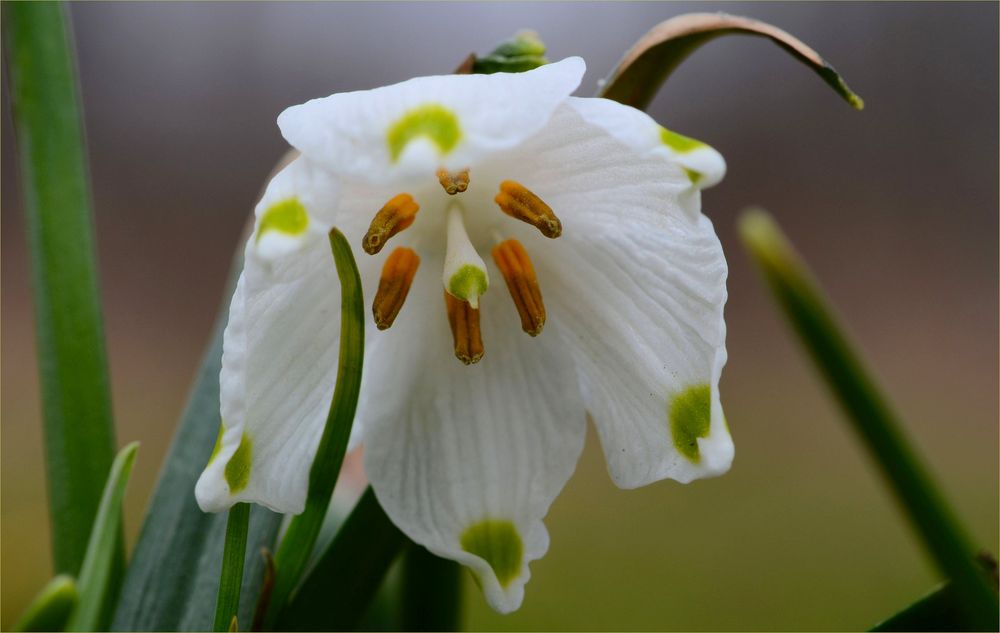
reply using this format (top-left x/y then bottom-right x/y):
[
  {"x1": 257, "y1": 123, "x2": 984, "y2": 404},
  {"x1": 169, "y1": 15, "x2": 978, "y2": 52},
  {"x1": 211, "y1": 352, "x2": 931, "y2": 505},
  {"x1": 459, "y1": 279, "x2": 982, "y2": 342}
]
[
  {"x1": 669, "y1": 384, "x2": 712, "y2": 463},
  {"x1": 257, "y1": 197, "x2": 308, "y2": 242},
  {"x1": 683, "y1": 167, "x2": 703, "y2": 185},
  {"x1": 207, "y1": 423, "x2": 226, "y2": 465},
  {"x1": 460, "y1": 519, "x2": 523, "y2": 588},
  {"x1": 659, "y1": 126, "x2": 706, "y2": 154},
  {"x1": 387, "y1": 104, "x2": 461, "y2": 163},
  {"x1": 224, "y1": 432, "x2": 253, "y2": 493},
  {"x1": 448, "y1": 264, "x2": 488, "y2": 304}
]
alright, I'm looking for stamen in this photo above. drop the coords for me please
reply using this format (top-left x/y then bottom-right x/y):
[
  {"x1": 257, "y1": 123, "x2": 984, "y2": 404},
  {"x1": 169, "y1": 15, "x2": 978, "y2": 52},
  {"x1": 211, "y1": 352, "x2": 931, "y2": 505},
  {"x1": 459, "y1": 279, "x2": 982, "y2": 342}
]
[
  {"x1": 444, "y1": 291, "x2": 484, "y2": 364},
  {"x1": 495, "y1": 180, "x2": 562, "y2": 238},
  {"x1": 436, "y1": 168, "x2": 470, "y2": 195},
  {"x1": 372, "y1": 247, "x2": 420, "y2": 330},
  {"x1": 442, "y1": 202, "x2": 489, "y2": 309},
  {"x1": 491, "y1": 239, "x2": 545, "y2": 336},
  {"x1": 363, "y1": 193, "x2": 419, "y2": 255}
]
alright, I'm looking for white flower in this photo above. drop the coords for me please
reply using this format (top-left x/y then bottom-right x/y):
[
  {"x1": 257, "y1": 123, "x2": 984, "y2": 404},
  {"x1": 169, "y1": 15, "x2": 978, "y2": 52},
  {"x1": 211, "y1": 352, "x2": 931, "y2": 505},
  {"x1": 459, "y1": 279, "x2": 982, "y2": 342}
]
[{"x1": 195, "y1": 57, "x2": 734, "y2": 613}]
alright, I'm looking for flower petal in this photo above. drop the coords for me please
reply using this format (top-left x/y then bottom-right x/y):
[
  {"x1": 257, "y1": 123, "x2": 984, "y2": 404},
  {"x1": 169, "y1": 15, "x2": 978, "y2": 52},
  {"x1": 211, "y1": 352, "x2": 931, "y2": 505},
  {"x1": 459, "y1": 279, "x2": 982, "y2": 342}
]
[
  {"x1": 250, "y1": 157, "x2": 340, "y2": 262},
  {"x1": 359, "y1": 259, "x2": 586, "y2": 613},
  {"x1": 490, "y1": 100, "x2": 733, "y2": 488},
  {"x1": 195, "y1": 240, "x2": 338, "y2": 513},
  {"x1": 195, "y1": 209, "x2": 388, "y2": 513},
  {"x1": 277, "y1": 58, "x2": 585, "y2": 183},
  {"x1": 547, "y1": 212, "x2": 733, "y2": 488},
  {"x1": 566, "y1": 96, "x2": 726, "y2": 189}
]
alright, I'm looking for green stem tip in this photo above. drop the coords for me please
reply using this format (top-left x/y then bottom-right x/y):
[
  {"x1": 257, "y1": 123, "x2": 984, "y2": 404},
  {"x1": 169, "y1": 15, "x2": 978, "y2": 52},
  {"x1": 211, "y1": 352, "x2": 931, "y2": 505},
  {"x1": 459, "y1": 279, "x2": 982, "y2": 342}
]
[
  {"x1": 13, "y1": 575, "x2": 78, "y2": 633},
  {"x1": 66, "y1": 442, "x2": 139, "y2": 632}
]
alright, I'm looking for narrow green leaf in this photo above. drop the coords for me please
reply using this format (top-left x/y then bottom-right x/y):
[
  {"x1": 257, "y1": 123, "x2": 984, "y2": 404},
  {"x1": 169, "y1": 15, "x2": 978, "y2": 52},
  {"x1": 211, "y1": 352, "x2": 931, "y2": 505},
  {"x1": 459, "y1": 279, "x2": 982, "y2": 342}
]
[
  {"x1": 600, "y1": 12, "x2": 864, "y2": 111},
  {"x1": 3, "y1": 0, "x2": 118, "y2": 577},
  {"x1": 400, "y1": 542, "x2": 462, "y2": 632},
  {"x1": 259, "y1": 227, "x2": 366, "y2": 629},
  {"x1": 66, "y1": 442, "x2": 138, "y2": 632},
  {"x1": 112, "y1": 240, "x2": 281, "y2": 631},
  {"x1": 871, "y1": 553, "x2": 998, "y2": 631},
  {"x1": 213, "y1": 504, "x2": 251, "y2": 632},
  {"x1": 355, "y1": 560, "x2": 404, "y2": 632},
  {"x1": 13, "y1": 576, "x2": 78, "y2": 633},
  {"x1": 871, "y1": 583, "x2": 965, "y2": 632},
  {"x1": 739, "y1": 209, "x2": 999, "y2": 631},
  {"x1": 277, "y1": 487, "x2": 407, "y2": 631}
]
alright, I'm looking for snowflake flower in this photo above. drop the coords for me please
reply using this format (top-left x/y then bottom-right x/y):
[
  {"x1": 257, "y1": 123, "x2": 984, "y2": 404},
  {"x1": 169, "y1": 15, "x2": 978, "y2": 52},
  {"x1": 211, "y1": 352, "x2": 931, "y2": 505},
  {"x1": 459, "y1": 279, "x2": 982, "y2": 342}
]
[{"x1": 196, "y1": 57, "x2": 734, "y2": 613}]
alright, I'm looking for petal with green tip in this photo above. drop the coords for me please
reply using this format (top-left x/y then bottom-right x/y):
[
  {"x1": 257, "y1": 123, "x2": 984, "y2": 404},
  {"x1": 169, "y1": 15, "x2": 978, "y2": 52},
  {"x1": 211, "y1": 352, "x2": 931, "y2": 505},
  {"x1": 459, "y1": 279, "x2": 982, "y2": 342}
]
[
  {"x1": 250, "y1": 157, "x2": 339, "y2": 262},
  {"x1": 361, "y1": 265, "x2": 585, "y2": 613},
  {"x1": 277, "y1": 58, "x2": 585, "y2": 182}
]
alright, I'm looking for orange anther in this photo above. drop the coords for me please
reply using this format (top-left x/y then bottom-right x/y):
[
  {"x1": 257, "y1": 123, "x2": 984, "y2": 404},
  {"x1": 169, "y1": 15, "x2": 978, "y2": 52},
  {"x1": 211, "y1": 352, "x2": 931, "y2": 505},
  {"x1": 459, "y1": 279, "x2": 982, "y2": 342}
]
[
  {"x1": 362, "y1": 193, "x2": 419, "y2": 255},
  {"x1": 444, "y1": 291, "x2": 485, "y2": 365},
  {"x1": 436, "y1": 168, "x2": 470, "y2": 195},
  {"x1": 491, "y1": 239, "x2": 545, "y2": 336},
  {"x1": 372, "y1": 247, "x2": 421, "y2": 330},
  {"x1": 495, "y1": 180, "x2": 561, "y2": 238}
]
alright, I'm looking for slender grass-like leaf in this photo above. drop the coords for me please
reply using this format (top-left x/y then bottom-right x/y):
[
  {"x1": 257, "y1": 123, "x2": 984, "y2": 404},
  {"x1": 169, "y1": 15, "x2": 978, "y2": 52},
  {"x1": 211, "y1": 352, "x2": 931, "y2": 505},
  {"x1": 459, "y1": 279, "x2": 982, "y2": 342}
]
[
  {"x1": 3, "y1": 0, "x2": 118, "y2": 577},
  {"x1": 871, "y1": 583, "x2": 965, "y2": 632},
  {"x1": 66, "y1": 442, "x2": 138, "y2": 632},
  {"x1": 739, "y1": 209, "x2": 999, "y2": 631},
  {"x1": 112, "y1": 237, "x2": 281, "y2": 631},
  {"x1": 276, "y1": 487, "x2": 407, "y2": 631},
  {"x1": 259, "y1": 227, "x2": 366, "y2": 629},
  {"x1": 400, "y1": 542, "x2": 462, "y2": 632},
  {"x1": 871, "y1": 553, "x2": 998, "y2": 631},
  {"x1": 213, "y1": 504, "x2": 251, "y2": 631},
  {"x1": 600, "y1": 12, "x2": 864, "y2": 111},
  {"x1": 13, "y1": 576, "x2": 78, "y2": 633},
  {"x1": 355, "y1": 560, "x2": 404, "y2": 632}
]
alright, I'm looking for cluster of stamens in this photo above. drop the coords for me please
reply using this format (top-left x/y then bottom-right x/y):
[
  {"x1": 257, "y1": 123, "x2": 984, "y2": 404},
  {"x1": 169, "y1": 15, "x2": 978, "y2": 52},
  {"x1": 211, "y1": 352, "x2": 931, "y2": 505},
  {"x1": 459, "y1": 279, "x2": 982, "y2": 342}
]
[{"x1": 362, "y1": 168, "x2": 560, "y2": 364}]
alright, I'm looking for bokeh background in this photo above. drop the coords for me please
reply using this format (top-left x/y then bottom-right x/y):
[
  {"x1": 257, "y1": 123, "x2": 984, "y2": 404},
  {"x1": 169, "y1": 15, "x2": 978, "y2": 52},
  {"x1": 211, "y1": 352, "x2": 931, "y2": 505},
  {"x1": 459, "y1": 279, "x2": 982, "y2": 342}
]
[{"x1": 2, "y1": 2, "x2": 997, "y2": 630}]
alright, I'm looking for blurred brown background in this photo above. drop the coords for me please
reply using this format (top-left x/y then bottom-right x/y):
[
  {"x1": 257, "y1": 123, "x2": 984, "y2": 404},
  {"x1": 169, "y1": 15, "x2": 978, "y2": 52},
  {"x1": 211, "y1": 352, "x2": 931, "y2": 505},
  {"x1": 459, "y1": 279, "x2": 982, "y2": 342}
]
[{"x1": 2, "y1": 2, "x2": 997, "y2": 630}]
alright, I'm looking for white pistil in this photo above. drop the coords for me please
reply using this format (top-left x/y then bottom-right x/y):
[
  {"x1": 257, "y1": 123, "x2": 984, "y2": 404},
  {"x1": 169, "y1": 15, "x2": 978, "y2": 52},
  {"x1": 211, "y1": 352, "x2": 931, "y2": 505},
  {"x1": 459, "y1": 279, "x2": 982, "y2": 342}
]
[{"x1": 442, "y1": 202, "x2": 489, "y2": 309}]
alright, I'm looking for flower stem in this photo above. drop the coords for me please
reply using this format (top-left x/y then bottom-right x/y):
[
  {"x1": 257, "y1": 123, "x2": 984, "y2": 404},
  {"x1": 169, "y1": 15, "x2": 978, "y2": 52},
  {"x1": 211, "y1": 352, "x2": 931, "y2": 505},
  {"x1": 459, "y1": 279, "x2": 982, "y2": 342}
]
[
  {"x1": 213, "y1": 503, "x2": 251, "y2": 632},
  {"x1": 400, "y1": 542, "x2": 462, "y2": 631},
  {"x1": 258, "y1": 228, "x2": 365, "y2": 629},
  {"x1": 739, "y1": 209, "x2": 998, "y2": 631},
  {"x1": 3, "y1": 0, "x2": 118, "y2": 578}
]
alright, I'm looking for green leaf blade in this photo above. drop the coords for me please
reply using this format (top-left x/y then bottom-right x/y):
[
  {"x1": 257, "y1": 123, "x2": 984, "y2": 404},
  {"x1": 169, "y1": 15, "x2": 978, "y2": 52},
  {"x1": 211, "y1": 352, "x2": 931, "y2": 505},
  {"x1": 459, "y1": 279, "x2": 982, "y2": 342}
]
[
  {"x1": 112, "y1": 243, "x2": 281, "y2": 632},
  {"x1": 871, "y1": 582, "x2": 965, "y2": 632},
  {"x1": 739, "y1": 209, "x2": 998, "y2": 631},
  {"x1": 600, "y1": 12, "x2": 864, "y2": 111},
  {"x1": 3, "y1": 0, "x2": 118, "y2": 577},
  {"x1": 260, "y1": 227, "x2": 366, "y2": 628},
  {"x1": 66, "y1": 442, "x2": 139, "y2": 632},
  {"x1": 400, "y1": 542, "x2": 462, "y2": 632},
  {"x1": 13, "y1": 575, "x2": 78, "y2": 633},
  {"x1": 277, "y1": 488, "x2": 407, "y2": 631}
]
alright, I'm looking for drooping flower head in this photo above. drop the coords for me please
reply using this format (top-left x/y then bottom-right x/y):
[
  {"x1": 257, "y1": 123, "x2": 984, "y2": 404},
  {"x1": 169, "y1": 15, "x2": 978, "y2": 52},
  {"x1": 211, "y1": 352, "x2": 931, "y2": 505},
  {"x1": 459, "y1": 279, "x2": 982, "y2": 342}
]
[{"x1": 196, "y1": 57, "x2": 734, "y2": 613}]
